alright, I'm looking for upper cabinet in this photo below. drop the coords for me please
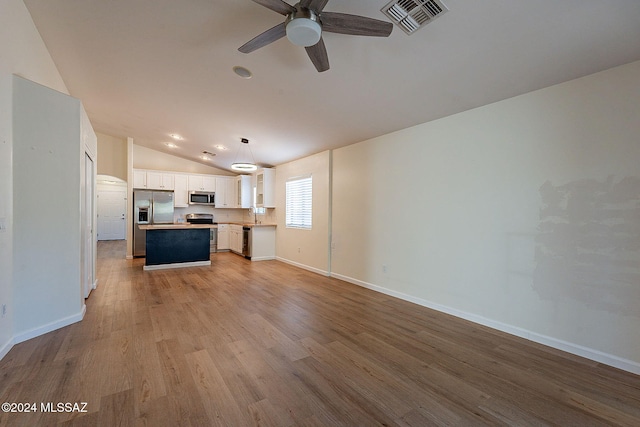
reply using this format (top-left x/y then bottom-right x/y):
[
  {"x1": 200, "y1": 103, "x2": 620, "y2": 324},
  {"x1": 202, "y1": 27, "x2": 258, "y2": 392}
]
[
  {"x1": 189, "y1": 174, "x2": 216, "y2": 192},
  {"x1": 215, "y1": 177, "x2": 235, "y2": 208},
  {"x1": 133, "y1": 169, "x2": 147, "y2": 189},
  {"x1": 174, "y1": 174, "x2": 189, "y2": 207},
  {"x1": 236, "y1": 175, "x2": 252, "y2": 208},
  {"x1": 256, "y1": 168, "x2": 276, "y2": 208},
  {"x1": 146, "y1": 171, "x2": 174, "y2": 190},
  {"x1": 133, "y1": 169, "x2": 254, "y2": 210},
  {"x1": 133, "y1": 169, "x2": 174, "y2": 190}
]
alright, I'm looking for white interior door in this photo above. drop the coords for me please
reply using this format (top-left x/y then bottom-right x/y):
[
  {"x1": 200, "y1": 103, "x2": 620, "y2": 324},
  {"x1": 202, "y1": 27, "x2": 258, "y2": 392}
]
[{"x1": 97, "y1": 190, "x2": 127, "y2": 240}]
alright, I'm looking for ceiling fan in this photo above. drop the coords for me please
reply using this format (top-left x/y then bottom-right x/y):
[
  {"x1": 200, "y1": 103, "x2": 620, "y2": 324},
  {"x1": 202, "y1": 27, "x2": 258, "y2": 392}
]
[{"x1": 238, "y1": 0, "x2": 393, "y2": 72}]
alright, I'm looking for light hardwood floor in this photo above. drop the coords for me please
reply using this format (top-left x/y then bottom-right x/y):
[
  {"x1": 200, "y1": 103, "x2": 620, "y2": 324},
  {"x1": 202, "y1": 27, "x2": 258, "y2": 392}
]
[{"x1": 1, "y1": 240, "x2": 639, "y2": 426}]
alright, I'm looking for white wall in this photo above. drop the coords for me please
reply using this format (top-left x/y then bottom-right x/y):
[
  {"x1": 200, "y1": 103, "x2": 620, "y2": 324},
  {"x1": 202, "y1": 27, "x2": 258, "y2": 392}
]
[
  {"x1": 331, "y1": 60, "x2": 640, "y2": 373},
  {"x1": 13, "y1": 76, "x2": 87, "y2": 340},
  {"x1": 276, "y1": 151, "x2": 331, "y2": 275},
  {"x1": 0, "y1": 0, "x2": 69, "y2": 360}
]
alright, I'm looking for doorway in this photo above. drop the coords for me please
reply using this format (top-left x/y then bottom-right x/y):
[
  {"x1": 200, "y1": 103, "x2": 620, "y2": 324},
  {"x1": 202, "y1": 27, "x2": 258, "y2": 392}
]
[{"x1": 97, "y1": 188, "x2": 127, "y2": 240}]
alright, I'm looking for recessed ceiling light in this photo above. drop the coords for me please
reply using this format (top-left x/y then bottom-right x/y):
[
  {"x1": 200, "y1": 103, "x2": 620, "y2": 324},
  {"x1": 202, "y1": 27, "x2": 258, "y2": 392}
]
[
  {"x1": 169, "y1": 134, "x2": 184, "y2": 140},
  {"x1": 165, "y1": 142, "x2": 178, "y2": 148},
  {"x1": 233, "y1": 66, "x2": 252, "y2": 79},
  {"x1": 200, "y1": 155, "x2": 211, "y2": 161},
  {"x1": 214, "y1": 145, "x2": 228, "y2": 151}
]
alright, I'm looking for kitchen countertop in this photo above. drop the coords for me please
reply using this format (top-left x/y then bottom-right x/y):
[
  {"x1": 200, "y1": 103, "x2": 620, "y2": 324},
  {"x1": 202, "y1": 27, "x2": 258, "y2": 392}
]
[
  {"x1": 227, "y1": 222, "x2": 277, "y2": 228},
  {"x1": 138, "y1": 222, "x2": 276, "y2": 230}
]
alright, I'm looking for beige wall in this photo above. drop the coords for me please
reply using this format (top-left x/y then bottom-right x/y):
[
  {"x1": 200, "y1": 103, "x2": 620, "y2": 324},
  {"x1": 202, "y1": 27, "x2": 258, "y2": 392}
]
[
  {"x1": 331, "y1": 60, "x2": 640, "y2": 373},
  {"x1": 97, "y1": 132, "x2": 127, "y2": 181},
  {"x1": 275, "y1": 151, "x2": 331, "y2": 275},
  {"x1": 133, "y1": 144, "x2": 234, "y2": 175},
  {"x1": 97, "y1": 135, "x2": 239, "y2": 182}
]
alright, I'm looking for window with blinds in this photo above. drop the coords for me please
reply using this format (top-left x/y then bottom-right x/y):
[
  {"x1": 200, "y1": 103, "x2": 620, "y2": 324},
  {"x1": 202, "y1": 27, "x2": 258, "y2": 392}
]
[{"x1": 285, "y1": 175, "x2": 312, "y2": 229}]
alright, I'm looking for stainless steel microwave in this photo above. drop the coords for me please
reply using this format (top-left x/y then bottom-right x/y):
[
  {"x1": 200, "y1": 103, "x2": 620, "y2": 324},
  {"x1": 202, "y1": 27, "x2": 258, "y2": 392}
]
[{"x1": 189, "y1": 191, "x2": 215, "y2": 205}]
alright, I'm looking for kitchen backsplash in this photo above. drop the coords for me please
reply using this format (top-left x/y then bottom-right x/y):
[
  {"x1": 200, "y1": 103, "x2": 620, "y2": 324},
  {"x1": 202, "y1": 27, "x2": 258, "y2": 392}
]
[
  {"x1": 174, "y1": 206, "x2": 276, "y2": 224},
  {"x1": 243, "y1": 208, "x2": 277, "y2": 224},
  {"x1": 174, "y1": 206, "x2": 243, "y2": 223}
]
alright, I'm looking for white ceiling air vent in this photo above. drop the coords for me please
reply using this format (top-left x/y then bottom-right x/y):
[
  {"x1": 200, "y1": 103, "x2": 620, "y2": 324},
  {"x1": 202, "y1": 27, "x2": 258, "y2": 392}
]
[{"x1": 381, "y1": 0, "x2": 448, "y2": 35}]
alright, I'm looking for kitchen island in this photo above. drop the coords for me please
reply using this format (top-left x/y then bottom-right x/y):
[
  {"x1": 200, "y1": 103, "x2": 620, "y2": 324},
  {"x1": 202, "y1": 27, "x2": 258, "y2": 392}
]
[{"x1": 138, "y1": 224, "x2": 216, "y2": 270}]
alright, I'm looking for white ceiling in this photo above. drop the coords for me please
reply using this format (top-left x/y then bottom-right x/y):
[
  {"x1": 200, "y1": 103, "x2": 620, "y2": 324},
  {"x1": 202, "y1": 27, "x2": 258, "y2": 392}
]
[{"x1": 23, "y1": 0, "x2": 640, "y2": 172}]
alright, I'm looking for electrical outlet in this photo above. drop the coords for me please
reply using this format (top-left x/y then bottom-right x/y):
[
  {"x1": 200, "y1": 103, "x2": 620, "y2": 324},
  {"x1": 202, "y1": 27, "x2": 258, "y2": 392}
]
[
  {"x1": 382, "y1": 265, "x2": 388, "y2": 274},
  {"x1": 0, "y1": 217, "x2": 6, "y2": 232},
  {"x1": 1, "y1": 304, "x2": 6, "y2": 318},
  {"x1": 297, "y1": 247, "x2": 301, "y2": 253}
]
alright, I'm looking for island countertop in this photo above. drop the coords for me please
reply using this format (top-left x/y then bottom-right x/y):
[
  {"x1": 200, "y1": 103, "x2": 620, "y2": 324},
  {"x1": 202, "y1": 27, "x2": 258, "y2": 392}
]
[
  {"x1": 138, "y1": 223, "x2": 217, "y2": 230},
  {"x1": 139, "y1": 223, "x2": 277, "y2": 230}
]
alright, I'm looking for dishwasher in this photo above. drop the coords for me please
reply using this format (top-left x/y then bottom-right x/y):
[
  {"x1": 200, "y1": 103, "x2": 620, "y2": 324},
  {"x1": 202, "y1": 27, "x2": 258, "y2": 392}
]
[{"x1": 242, "y1": 226, "x2": 252, "y2": 259}]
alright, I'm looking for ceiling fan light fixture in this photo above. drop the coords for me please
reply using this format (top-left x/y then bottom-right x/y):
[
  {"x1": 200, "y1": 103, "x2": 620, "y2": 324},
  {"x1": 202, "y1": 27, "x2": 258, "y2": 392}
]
[{"x1": 286, "y1": 17, "x2": 322, "y2": 46}]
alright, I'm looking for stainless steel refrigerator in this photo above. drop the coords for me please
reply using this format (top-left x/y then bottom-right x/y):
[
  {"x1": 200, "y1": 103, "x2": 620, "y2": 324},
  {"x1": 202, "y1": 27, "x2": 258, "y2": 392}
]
[{"x1": 133, "y1": 190, "x2": 174, "y2": 257}]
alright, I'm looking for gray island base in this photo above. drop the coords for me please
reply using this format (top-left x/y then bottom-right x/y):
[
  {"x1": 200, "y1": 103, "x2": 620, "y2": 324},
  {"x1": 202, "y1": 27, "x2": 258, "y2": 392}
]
[{"x1": 140, "y1": 226, "x2": 211, "y2": 271}]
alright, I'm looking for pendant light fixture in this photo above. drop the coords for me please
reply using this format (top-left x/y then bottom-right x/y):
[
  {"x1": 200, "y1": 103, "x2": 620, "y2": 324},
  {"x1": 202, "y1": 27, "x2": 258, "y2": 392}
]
[{"x1": 231, "y1": 138, "x2": 257, "y2": 172}]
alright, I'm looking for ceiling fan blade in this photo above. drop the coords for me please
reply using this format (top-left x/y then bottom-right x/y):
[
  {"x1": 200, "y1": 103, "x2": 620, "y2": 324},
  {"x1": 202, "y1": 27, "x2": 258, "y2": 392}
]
[
  {"x1": 238, "y1": 22, "x2": 287, "y2": 53},
  {"x1": 305, "y1": 37, "x2": 330, "y2": 72},
  {"x1": 251, "y1": 0, "x2": 295, "y2": 15},
  {"x1": 306, "y1": 0, "x2": 330, "y2": 12},
  {"x1": 321, "y1": 12, "x2": 393, "y2": 37}
]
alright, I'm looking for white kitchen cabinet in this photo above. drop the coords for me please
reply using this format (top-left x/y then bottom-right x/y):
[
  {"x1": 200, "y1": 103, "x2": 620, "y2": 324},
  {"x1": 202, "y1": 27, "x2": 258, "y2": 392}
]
[
  {"x1": 217, "y1": 224, "x2": 229, "y2": 250},
  {"x1": 189, "y1": 174, "x2": 216, "y2": 192},
  {"x1": 255, "y1": 168, "x2": 276, "y2": 208},
  {"x1": 229, "y1": 224, "x2": 243, "y2": 254},
  {"x1": 146, "y1": 171, "x2": 174, "y2": 190},
  {"x1": 133, "y1": 169, "x2": 147, "y2": 189},
  {"x1": 236, "y1": 175, "x2": 252, "y2": 208},
  {"x1": 215, "y1": 177, "x2": 235, "y2": 208},
  {"x1": 173, "y1": 174, "x2": 189, "y2": 207}
]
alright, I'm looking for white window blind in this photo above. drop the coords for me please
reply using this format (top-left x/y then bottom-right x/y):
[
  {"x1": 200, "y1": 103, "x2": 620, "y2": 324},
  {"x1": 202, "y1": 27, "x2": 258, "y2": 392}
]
[{"x1": 286, "y1": 175, "x2": 312, "y2": 229}]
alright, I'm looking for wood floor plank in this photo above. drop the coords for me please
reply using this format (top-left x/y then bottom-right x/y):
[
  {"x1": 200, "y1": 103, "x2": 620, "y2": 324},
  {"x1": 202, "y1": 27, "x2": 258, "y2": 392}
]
[
  {"x1": 184, "y1": 349, "x2": 249, "y2": 426},
  {"x1": 1, "y1": 240, "x2": 639, "y2": 426}
]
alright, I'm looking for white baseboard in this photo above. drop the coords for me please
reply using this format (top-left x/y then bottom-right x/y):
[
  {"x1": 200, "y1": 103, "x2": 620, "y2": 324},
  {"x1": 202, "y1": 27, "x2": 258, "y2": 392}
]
[
  {"x1": 13, "y1": 305, "x2": 86, "y2": 345},
  {"x1": 331, "y1": 272, "x2": 640, "y2": 376},
  {"x1": 143, "y1": 260, "x2": 210, "y2": 271},
  {"x1": 250, "y1": 256, "x2": 276, "y2": 262},
  {"x1": 276, "y1": 257, "x2": 329, "y2": 277},
  {"x1": 0, "y1": 337, "x2": 14, "y2": 361}
]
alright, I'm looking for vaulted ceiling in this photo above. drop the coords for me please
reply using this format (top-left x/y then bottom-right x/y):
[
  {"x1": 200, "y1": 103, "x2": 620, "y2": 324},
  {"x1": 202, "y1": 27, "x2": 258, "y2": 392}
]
[{"x1": 24, "y1": 0, "x2": 640, "y2": 171}]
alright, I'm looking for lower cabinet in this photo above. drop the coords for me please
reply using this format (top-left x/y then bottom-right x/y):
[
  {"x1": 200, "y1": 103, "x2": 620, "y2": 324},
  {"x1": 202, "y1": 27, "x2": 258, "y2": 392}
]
[
  {"x1": 229, "y1": 225, "x2": 243, "y2": 254},
  {"x1": 217, "y1": 224, "x2": 229, "y2": 250}
]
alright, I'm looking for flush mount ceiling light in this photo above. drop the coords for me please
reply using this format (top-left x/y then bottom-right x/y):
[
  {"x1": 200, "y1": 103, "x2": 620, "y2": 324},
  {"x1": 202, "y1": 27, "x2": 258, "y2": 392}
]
[
  {"x1": 233, "y1": 66, "x2": 253, "y2": 79},
  {"x1": 285, "y1": 8, "x2": 321, "y2": 47},
  {"x1": 231, "y1": 138, "x2": 258, "y2": 172}
]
